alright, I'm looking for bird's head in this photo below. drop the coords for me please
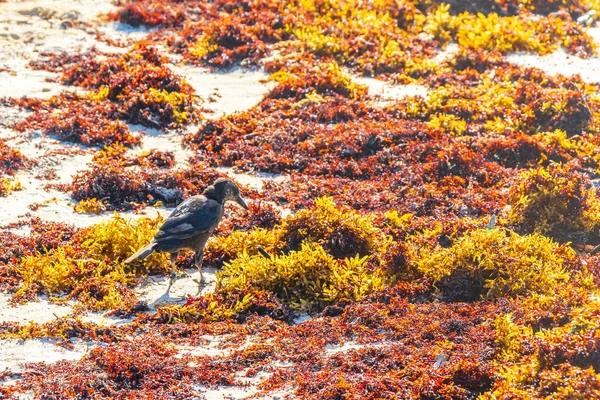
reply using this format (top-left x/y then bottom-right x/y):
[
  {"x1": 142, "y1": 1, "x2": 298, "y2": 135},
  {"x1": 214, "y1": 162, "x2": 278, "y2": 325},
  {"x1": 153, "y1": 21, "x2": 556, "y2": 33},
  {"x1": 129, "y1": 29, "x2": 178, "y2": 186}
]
[{"x1": 208, "y1": 178, "x2": 249, "y2": 209}]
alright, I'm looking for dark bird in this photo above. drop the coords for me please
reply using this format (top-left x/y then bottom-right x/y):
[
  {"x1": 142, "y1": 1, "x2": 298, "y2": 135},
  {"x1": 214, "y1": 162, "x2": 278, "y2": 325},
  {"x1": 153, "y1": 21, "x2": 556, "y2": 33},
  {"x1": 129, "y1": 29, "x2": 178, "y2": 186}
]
[{"x1": 125, "y1": 178, "x2": 249, "y2": 294}]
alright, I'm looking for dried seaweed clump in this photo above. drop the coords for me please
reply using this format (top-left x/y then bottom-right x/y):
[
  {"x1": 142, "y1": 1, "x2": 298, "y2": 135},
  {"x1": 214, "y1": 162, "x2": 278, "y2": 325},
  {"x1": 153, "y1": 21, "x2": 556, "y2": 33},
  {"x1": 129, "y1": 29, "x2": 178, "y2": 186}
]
[
  {"x1": 424, "y1": 4, "x2": 595, "y2": 56},
  {"x1": 204, "y1": 227, "x2": 277, "y2": 268},
  {"x1": 267, "y1": 62, "x2": 368, "y2": 101},
  {"x1": 73, "y1": 198, "x2": 107, "y2": 214},
  {"x1": 214, "y1": 201, "x2": 282, "y2": 236},
  {"x1": 70, "y1": 160, "x2": 164, "y2": 210},
  {"x1": 14, "y1": 215, "x2": 168, "y2": 310},
  {"x1": 78, "y1": 215, "x2": 169, "y2": 273},
  {"x1": 161, "y1": 242, "x2": 387, "y2": 322},
  {"x1": 508, "y1": 163, "x2": 600, "y2": 242},
  {"x1": 186, "y1": 9, "x2": 280, "y2": 68},
  {"x1": 0, "y1": 219, "x2": 76, "y2": 292},
  {"x1": 0, "y1": 140, "x2": 28, "y2": 196},
  {"x1": 15, "y1": 245, "x2": 129, "y2": 310},
  {"x1": 0, "y1": 177, "x2": 23, "y2": 197},
  {"x1": 205, "y1": 197, "x2": 390, "y2": 270},
  {"x1": 485, "y1": 294, "x2": 600, "y2": 398},
  {"x1": 15, "y1": 94, "x2": 142, "y2": 147},
  {"x1": 70, "y1": 146, "x2": 221, "y2": 210},
  {"x1": 136, "y1": 149, "x2": 176, "y2": 169},
  {"x1": 184, "y1": 94, "x2": 414, "y2": 177},
  {"x1": 111, "y1": 1, "x2": 187, "y2": 27},
  {"x1": 0, "y1": 139, "x2": 29, "y2": 176},
  {"x1": 276, "y1": 196, "x2": 390, "y2": 260},
  {"x1": 111, "y1": 0, "x2": 432, "y2": 74},
  {"x1": 526, "y1": 87, "x2": 593, "y2": 137},
  {"x1": 414, "y1": 228, "x2": 573, "y2": 300},
  {"x1": 12, "y1": 336, "x2": 200, "y2": 398},
  {"x1": 25, "y1": 44, "x2": 202, "y2": 131},
  {"x1": 0, "y1": 315, "x2": 106, "y2": 343},
  {"x1": 218, "y1": 243, "x2": 386, "y2": 310},
  {"x1": 108, "y1": 0, "x2": 595, "y2": 79},
  {"x1": 414, "y1": 0, "x2": 597, "y2": 15}
]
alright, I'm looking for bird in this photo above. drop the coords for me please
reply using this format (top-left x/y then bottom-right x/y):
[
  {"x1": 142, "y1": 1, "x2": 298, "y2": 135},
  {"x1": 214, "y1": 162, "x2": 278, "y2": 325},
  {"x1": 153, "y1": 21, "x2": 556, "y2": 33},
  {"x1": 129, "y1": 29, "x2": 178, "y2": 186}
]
[{"x1": 125, "y1": 178, "x2": 249, "y2": 294}]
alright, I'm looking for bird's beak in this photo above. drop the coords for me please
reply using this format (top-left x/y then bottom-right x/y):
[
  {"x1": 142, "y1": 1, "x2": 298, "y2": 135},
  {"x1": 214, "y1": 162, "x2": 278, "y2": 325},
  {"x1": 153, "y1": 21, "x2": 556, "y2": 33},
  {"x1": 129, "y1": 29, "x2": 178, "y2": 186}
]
[{"x1": 236, "y1": 195, "x2": 249, "y2": 210}]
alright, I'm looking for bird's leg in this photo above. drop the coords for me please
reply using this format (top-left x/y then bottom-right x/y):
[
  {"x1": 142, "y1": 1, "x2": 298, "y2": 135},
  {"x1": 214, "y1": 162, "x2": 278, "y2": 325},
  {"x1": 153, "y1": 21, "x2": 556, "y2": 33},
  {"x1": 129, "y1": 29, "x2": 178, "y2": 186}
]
[
  {"x1": 165, "y1": 251, "x2": 179, "y2": 296},
  {"x1": 193, "y1": 248, "x2": 205, "y2": 294}
]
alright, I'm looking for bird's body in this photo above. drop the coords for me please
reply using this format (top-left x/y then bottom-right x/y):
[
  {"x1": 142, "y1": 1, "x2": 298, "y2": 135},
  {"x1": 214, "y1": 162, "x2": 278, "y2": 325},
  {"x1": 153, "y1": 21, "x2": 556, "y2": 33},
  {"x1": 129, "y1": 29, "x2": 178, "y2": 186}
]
[
  {"x1": 125, "y1": 195, "x2": 224, "y2": 261},
  {"x1": 125, "y1": 178, "x2": 248, "y2": 294}
]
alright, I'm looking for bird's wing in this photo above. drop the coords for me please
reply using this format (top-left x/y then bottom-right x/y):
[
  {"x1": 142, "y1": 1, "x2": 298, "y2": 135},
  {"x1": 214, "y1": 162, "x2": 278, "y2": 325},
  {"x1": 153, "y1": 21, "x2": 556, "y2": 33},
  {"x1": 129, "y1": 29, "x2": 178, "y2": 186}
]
[{"x1": 155, "y1": 196, "x2": 222, "y2": 241}]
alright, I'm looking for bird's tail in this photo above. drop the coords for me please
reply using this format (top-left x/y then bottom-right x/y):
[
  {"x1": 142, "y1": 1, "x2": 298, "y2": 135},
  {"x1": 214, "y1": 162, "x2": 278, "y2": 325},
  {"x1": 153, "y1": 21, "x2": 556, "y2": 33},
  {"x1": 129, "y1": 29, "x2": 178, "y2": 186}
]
[{"x1": 125, "y1": 242, "x2": 157, "y2": 263}]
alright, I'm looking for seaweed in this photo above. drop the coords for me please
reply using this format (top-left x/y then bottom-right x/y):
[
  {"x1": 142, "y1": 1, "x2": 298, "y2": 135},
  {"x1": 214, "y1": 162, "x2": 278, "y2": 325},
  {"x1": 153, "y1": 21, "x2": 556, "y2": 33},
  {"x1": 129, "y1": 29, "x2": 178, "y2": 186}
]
[
  {"x1": 12, "y1": 215, "x2": 168, "y2": 310},
  {"x1": 3, "y1": 0, "x2": 600, "y2": 397},
  {"x1": 15, "y1": 336, "x2": 200, "y2": 398},
  {"x1": 508, "y1": 163, "x2": 600, "y2": 243},
  {"x1": 107, "y1": 0, "x2": 595, "y2": 77},
  {"x1": 0, "y1": 140, "x2": 28, "y2": 196},
  {"x1": 220, "y1": 243, "x2": 386, "y2": 308},
  {"x1": 412, "y1": 227, "x2": 574, "y2": 300},
  {"x1": 18, "y1": 44, "x2": 203, "y2": 144},
  {"x1": 0, "y1": 219, "x2": 76, "y2": 293},
  {"x1": 204, "y1": 227, "x2": 277, "y2": 269},
  {"x1": 527, "y1": 87, "x2": 593, "y2": 136},
  {"x1": 110, "y1": 1, "x2": 188, "y2": 27},
  {"x1": 0, "y1": 140, "x2": 29, "y2": 177},
  {"x1": 485, "y1": 293, "x2": 600, "y2": 398},
  {"x1": 15, "y1": 95, "x2": 141, "y2": 147},
  {"x1": 70, "y1": 146, "x2": 222, "y2": 210},
  {"x1": 0, "y1": 315, "x2": 116, "y2": 342},
  {"x1": 276, "y1": 196, "x2": 390, "y2": 259},
  {"x1": 73, "y1": 198, "x2": 108, "y2": 214}
]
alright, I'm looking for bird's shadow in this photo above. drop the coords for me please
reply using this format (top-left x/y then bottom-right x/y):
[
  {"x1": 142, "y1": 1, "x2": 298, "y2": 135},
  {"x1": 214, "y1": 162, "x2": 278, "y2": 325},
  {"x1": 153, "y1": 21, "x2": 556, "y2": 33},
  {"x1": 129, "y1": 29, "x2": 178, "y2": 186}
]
[
  {"x1": 143, "y1": 267, "x2": 218, "y2": 307},
  {"x1": 150, "y1": 292, "x2": 188, "y2": 307}
]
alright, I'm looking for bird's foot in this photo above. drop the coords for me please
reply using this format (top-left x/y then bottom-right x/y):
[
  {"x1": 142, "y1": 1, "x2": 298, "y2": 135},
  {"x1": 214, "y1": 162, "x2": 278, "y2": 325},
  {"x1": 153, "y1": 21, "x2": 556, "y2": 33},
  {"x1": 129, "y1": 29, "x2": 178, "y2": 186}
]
[
  {"x1": 179, "y1": 270, "x2": 191, "y2": 278},
  {"x1": 147, "y1": 270, "x2": 194, "y2": 305},
  {"x1": 167, "y1": 270, "x2": 189, "y2": 286},
  {"x1": 165, "y1": 271, "x2": 177, "y2": 293},
  {"x1": 152, "y1": 290, "x2": 186, "y2": 306},
  {"x1": 192, "y1": 278, "x2": 207, "y2": 296}
]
